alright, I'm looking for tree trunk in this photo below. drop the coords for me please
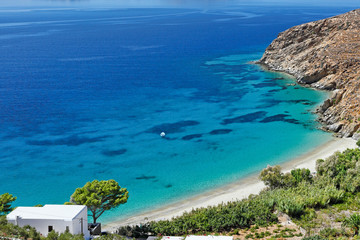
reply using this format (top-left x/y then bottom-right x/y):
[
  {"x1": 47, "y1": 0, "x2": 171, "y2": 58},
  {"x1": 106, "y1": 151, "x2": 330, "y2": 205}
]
[{"x1": 92, "y1": 211, "x2": 97, "y2": 223}]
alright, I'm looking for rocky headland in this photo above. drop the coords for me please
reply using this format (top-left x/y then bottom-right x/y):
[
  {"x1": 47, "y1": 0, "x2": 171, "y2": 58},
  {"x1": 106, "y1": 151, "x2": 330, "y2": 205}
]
[{"x1": 258, "y1": 9, "x2": 360, "y2": 139}]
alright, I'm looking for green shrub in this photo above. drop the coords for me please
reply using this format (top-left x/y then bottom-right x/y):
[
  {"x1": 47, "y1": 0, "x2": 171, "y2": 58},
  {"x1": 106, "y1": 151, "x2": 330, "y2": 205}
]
[
  {"x1": 123, "y1": 194, "x2": 278, "y2": 236},
  {"x1": 0, "y1": 216, "x2": 86, "y2": 240},
  {"x1": 277, "y1": 198, "x2": 304, "y2": 218},
  {"x1": 316, "y1": 148, "x2": 360, "y2": 192},
  {"x1": 291, "y1": 168, "x2": 313, "y2": 184},
  {"x1": 0, "y1": 216, "x2": 41, "y2": 240},
  {"x1": 302, "y1": 235, "x2": 327, "y2": 240},
  {"x1": 118, "y1": 148, "x2": 360, "y2": 236},
  {"x1": 342, "y1": 213, "x2": 360, "y2": 236},
  {"x1": 319, "y1": 227, "x2": 344, "y2": 238},
  {"x1": 97, "y1": 234, "x2": 128, "y2": 240},
  {"x1": 245, "y1": 233, "x2": 253, "y2": 239},
  {"x1": 117, "y1": 223, "x2": 152, "y2": 238},
  {"x1": 47, "y1": 230, "x2": 60, "y2": 240}
]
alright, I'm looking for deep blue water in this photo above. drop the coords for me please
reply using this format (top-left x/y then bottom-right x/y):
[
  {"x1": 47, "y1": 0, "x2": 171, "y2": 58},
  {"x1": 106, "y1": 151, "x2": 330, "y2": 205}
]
[{"x1": 0, "y1": 1, "x2": 356, "y2": 223}]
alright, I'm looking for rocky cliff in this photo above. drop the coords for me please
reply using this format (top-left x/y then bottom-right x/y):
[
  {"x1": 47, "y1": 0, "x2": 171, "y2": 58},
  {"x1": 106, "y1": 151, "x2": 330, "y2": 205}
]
[{"x1": 258, "y1": 9, "x2": 360, "y2": 139}]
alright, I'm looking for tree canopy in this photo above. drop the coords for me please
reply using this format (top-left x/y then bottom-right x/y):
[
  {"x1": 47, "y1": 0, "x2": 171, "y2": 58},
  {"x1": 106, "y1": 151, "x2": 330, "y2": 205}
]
[
  {"x1": 259, "y1": 165, "x2": 312, "y2": 190},
  {"x1": 0, "y1": 193, "x2": 17, "y2": 215},
  {"x1": 68, "y1": 179, "x2": 129, "y2": 223},
  {"x1": 316, "y1": 148, "x2": 360, "y2": 192}
]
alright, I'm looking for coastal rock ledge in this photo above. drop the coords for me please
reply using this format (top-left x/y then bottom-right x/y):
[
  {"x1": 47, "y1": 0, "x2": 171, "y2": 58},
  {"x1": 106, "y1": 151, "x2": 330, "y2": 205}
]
[{"x1": 258, "y1": 9, "x2": 360, "y2": 138}]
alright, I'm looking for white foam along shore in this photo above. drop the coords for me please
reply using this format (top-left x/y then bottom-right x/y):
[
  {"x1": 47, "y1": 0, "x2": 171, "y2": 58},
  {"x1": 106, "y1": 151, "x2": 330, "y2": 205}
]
[{"x1": 103, "y1": 137, "x2": 357, "y2": 231}]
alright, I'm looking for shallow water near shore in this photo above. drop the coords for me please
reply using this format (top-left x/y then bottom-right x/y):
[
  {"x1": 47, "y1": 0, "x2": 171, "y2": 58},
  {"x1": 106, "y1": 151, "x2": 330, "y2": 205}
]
[{"x1": 0, "y1": 2, "x2": 355, "y2": 223}]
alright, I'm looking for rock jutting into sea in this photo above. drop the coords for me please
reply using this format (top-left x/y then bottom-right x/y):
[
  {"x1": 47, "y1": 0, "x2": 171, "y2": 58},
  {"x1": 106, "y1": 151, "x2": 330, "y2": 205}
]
[{"x1": 257, "y1": 9, "x2": 360, "y2": 139}]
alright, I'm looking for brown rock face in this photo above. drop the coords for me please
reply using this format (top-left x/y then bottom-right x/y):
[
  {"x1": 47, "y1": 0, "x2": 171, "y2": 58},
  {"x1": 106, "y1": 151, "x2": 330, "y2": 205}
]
[{"x1": 258, "y1": 9, "x2": 360, "y2": 137}]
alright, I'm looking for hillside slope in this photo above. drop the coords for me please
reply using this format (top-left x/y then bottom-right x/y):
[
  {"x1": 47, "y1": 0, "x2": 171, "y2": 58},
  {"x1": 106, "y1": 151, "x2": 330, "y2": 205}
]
[{"x1": 258, "y1": 9, "x2": 360, "y2": 138}]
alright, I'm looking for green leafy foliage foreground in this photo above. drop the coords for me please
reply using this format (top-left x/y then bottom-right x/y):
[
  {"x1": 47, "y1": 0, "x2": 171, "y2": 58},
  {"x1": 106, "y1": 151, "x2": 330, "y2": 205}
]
[
  {"x1": 150, "y1": 195, "x2": 277, "y2": 235},
  {"x1": 0, "y1": 216, "x2": 87, "y2": 240},
  {"x1": 2, "y1": 148, "x2": 360, "y2": 239},
  {"x1": 130, "y1": 182, "x2": 344, "y2": 236},
  {"x1": 117, "y1": 148, "x2": 360, "y2": 237},
  {"x1": 0, "y1": 216, "x2": 123, "y2": 240},
  {"x1": 0, "y1": 193, "x2": 17, "y2": 216},
  {"x1": 66, "y1": 179, "x2": 129, "y2": 224},
  {"x1": 0, "y1": 216, "x2": 41, "y2": 240}
]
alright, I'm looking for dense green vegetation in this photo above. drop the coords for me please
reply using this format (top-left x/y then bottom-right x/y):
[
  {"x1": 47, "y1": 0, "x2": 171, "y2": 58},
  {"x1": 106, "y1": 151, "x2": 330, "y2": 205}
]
[
  {"x1": 117, "y1": 181, "x2": 344, "y2": 237},
  {"x1": 117, "y1": 148, "x2": 360, "y2": 239},
  {"x1": 3, "y1": 148, "x2": 360, "y2": 239},
  {"x1": 342, "y1": 213, "x2": 360, "y2": 236},
  {"x1": 149, "y1": 195, "x2": 277, "y2": 235},
  {"x1": 66, "y1": 179, "x2": 129, "y2": 223},
  {"x1": 259, "y1": 165, "x2": 313, "y2": 190},
  {"x1": 316, "y1": 148, "x2": 360, "y2": 193},
  {"x1": 0, "y1": 193, "x2": 17, "y2": 216},
  {"x1": 0, "y1": 216, "x2": 90, "y2": 240},
  {"x1": 0, "y1": 216, "x2": 41, "y2": 240},
  {"x1": 0, "y1": 216, "x2": 123, "y2": 240},
  {"x1": 0, "y1": 179, "x2": 130, "y2": 239}
]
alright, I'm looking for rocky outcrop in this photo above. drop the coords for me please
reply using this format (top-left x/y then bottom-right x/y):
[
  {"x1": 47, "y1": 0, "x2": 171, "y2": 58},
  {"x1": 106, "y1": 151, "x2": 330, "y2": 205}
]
[{"x1": 258, "y1": 9, "x2": 360, "y2": 138}]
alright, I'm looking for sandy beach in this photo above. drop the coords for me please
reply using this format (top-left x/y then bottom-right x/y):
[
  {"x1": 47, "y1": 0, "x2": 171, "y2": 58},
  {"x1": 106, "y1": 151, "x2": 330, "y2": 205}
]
[{"x1": 104, "y1": 137, "x2": 357, "y2": 231}]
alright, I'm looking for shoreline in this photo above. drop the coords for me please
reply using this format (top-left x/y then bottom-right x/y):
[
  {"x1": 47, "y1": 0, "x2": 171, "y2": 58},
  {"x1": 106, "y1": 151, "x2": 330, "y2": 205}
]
[{"x1": 104, "y1": 136, "x2": 357, "y2": 231}]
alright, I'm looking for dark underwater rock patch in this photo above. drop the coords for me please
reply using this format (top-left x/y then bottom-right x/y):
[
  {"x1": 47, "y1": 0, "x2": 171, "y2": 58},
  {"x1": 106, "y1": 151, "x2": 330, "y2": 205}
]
[
  {"x1": 146, "y1": 120, "x2": 200, "y2": 134},
  {"x1": 222, "y1": 111, "x2": 267, "y2": 125},
  {"x1": 269, "y1": 86, "x2": 287, "y2": 93},
  {"x1": 288, "y1": 99, "x2": 316, "y2": 105},
  {"x1": 136, "y1": 175, "x2": 157, "y2": 180},
  {"x1": 242, "y1": 75, "x2": 261, "y2": 81},
  {"x1": 255, "y1": 100, "x2": 282, "y2": 109},
  {"x1": 182, "y1": 134, "x2": 203, "y2": 140},
  {"x1": 260, "y1": 114, "x2": 300, "y2": 124},
  {"x1": 102, "y1": 148, "x2": 127, "y2": 157},
  {"x1": 209, "y1": 129, "x2": 232, "y2": 135},
  {"x1": 285, "y1": 118, "x2": 301, "y2": 124},
  {"x1": 262, "y1": 93, "x2": 273, "y2": 97},
  {"x1": 252, "y1": 82, "x2": 277, "y2": 88},
  {"x1": 26, "y1": 134, "x2": 110, "y2": 146},
  {"x1": 268, "y1": 88, "x2": 281, "y2": 93},
  {"x1": 260, "y1": 114, "x2": 290, "y2": 122}
]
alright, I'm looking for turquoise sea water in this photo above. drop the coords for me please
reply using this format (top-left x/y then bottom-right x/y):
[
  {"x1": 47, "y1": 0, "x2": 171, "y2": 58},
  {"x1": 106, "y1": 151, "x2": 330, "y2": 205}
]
[{"x1": 0, "y1": 1, "x2": 356, "y2": 223}]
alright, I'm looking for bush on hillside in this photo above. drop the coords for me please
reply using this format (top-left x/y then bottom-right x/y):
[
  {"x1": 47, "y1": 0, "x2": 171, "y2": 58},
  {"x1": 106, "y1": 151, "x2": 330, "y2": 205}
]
[
  {"x1": 0, "y1": 216, "x2": 88, "y2": 240},
  {"x1": 0, "y1": 216, "x2": 41, "y2": 240},
  {"x1": 115, "y1": 148, "x2": 360, "y2": 236},
  {"x1": 291, "y1": 168, "x2": 313, "y2": 184},
  {"x1": 117, "y1": 223, "x2": 153, "y2": 238},
  {"x1": 148, "y1": 195, "x2": 278, "y2": 235},
  {"x1": 302, "y1": 235, "x2": 327, "y2": 240},
  {"x1": 316, "y1": 148, "x2": 360, "y2": 192},
  {"x1": 259, "y1": 165, "x2": 312, "y2": 190}
]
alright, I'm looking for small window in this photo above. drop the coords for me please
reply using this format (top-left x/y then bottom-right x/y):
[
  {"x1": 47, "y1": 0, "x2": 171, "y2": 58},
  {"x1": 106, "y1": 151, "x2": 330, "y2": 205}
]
[
  {"x1": 66, "y1": 226, "x2": 69, "y2": 232},
  {"x1": 48, "y1": 226, "x2": 53, "y2": 232}
]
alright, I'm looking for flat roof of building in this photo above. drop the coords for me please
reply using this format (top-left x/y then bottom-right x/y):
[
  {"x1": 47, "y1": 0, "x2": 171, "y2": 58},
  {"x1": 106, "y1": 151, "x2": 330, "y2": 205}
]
[
  {"x1": 7, "y1": 204, "x2": 87, "y2": 221},
  {"x1": 186, "y1": 236, "x2": 233, "y2": 240}
]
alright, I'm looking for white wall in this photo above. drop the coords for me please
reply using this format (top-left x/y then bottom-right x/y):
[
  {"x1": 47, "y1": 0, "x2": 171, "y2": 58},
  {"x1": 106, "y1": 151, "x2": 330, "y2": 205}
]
[
  {"x1": 7, "y1": 211, "x2": 90, "y2": 240},
  {"x1": 7, "y1": 206, "x2": 90, "y2": 239},
  {"x1": 72, "y1": 207, "x2": 90, "y2": 239},
  {"x1": 8, "y1": 218, "x2": 72, "y2": 237}
]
